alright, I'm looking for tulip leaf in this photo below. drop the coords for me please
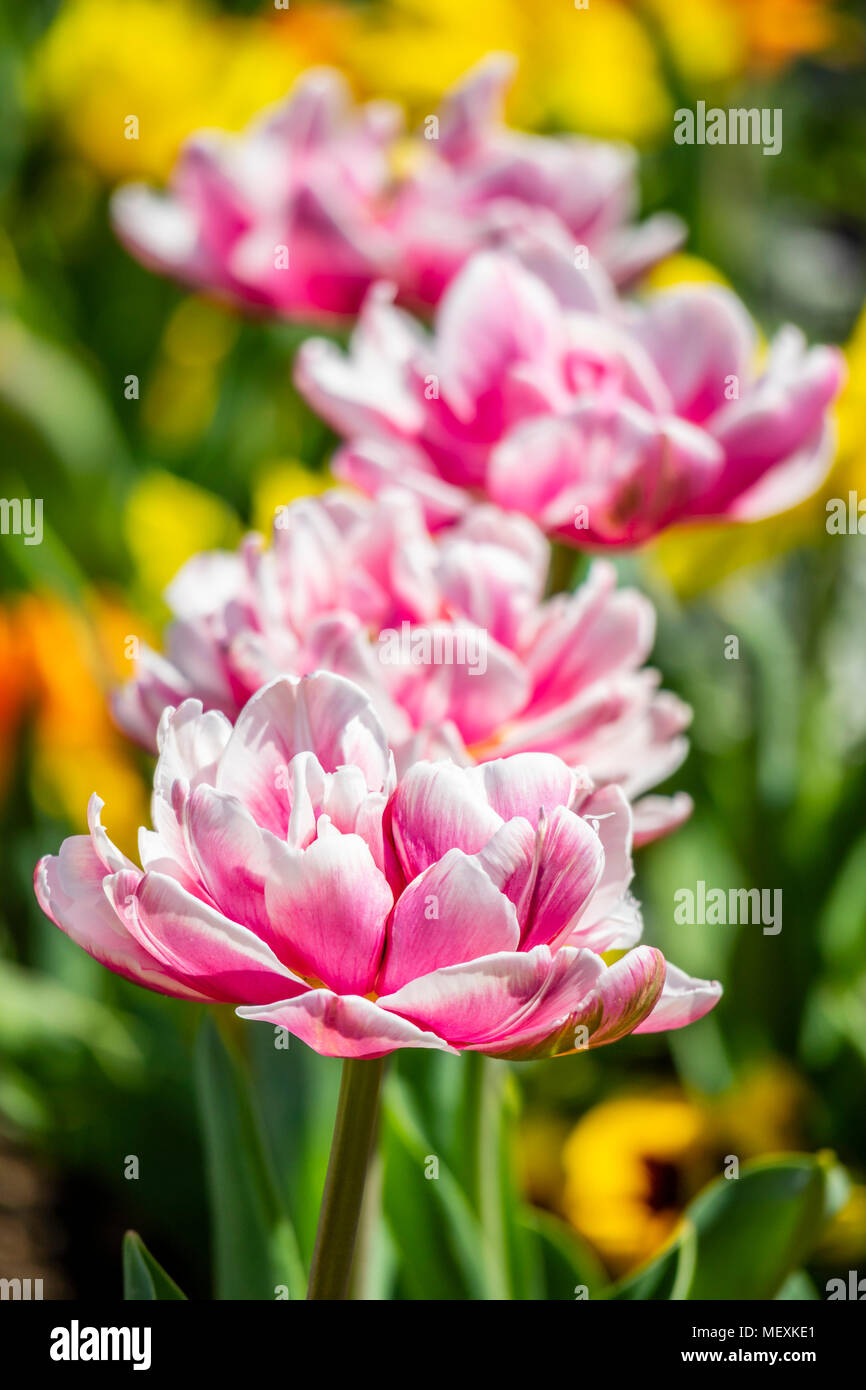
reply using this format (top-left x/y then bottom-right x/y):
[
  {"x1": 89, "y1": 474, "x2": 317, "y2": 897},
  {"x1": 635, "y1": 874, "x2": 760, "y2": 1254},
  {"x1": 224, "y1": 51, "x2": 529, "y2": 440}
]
[
  {"x1": 610, "y1": 1221, "x2": 697, "y2": 1301},
  {"x1": 610, "y1": 1153, "x2": 848, "y2": 1300},
  {"x1": 381, "y1": 1075, "x2": 488, "y2": 1300},
  {"x1": 247, "y1": 1024, "x2": 341, "y2": 1267},
  {"x1": 775, "y1": 1271, "x2": 819, "y2": 1299},
  {"x1": 520, "y1": 1208, "x2": 610, "y2": 1301},
  {"x1": 195, "y1": 1016, "x2": 305, "y2": 1300},
  {"x1": 122, "y1": 1232, "x2": 186, "y2": 1300},
  {"x1": 684, "y1": 1153, "x2": 848, "y2": 1300}
]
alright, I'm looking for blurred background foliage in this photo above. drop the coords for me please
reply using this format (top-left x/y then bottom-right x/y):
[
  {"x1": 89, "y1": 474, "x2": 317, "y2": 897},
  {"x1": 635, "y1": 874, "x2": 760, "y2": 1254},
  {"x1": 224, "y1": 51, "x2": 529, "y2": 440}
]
[{"x1": 1, "y1": 0, "x2": 865, "y2": 1298}]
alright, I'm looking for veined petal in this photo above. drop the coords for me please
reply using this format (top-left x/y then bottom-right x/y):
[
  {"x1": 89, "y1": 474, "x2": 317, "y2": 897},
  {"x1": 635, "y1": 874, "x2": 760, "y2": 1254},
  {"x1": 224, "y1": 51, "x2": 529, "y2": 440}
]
[
  {"x1": 378, "y1": 848, "x2": 520, "y2": 994},
  {"x1": 633, "y1": 962, "x2": 722, "y2": 1034},
  {"x1": 34, "y1": 845, "x2": 207, "y2": 1002},
  {"x1": 237, "y1": 991, "x2": 456, "y2": 1059},
  {"x1": 264, "y1": 830, "x2": 393, "y2": 995},
  {"x1": 114, "y1": 871, "x2": 306, "y2": 1005},
  {"x1": 216, "y1": 672, "x2": 390, "y2": 834}
]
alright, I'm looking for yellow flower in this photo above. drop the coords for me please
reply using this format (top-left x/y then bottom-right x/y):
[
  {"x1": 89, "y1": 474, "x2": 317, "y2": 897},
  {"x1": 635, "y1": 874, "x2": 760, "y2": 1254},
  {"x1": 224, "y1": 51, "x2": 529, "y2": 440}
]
[
  {"x1": 728, "y1": 0, "x2": 840, "y2": 73},
  {"x1": 641, "y1": 0, "x2": 841, "y2": 84},
  {"x1": 513, "y1": 1112, "x2": 572, "y2": 1213},
  {"x1": 31, "y1": 0, "x2": 339, "y2": 181},
  {"x1": 561, "y1": 1092, "x2": 710, "y2": 1271},
  {"x1": 344, "y1": 0, "x2": 671, "y2": 143},
  {"x1": 341, "y1": 0, "x2": 842, "y2": 140},
  {"x1": 643, "y1": 263, "x2": 861, "y2": 599},
  {"x1": 555, "y1": 1062, "x2": 807, "y2": 1272}
]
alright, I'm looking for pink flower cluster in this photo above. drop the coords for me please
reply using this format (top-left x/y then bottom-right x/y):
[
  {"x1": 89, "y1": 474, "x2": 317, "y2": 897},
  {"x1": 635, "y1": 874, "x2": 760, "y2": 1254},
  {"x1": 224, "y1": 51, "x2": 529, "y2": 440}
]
[
  {"x1": 296, "y1": 252, "x2": 845, "y2": 546},
  {"x1": 113, "y1": 489, "x2": 692, "y2": 847},
  {"x1": 36, "y1": 672, "x2": 719, "y2": 1059},
  {"x1": 110, "y1": 56, "x2": 681, "y2": 323},
  {"x1": 46, "y1": 56, "x2": 856, "y2": 1061}
]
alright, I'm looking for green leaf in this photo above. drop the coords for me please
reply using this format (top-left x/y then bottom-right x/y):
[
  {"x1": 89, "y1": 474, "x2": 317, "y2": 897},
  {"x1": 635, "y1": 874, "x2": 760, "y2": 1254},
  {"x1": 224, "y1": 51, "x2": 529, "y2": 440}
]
[
  {"x1": 195, "y1": 1016, "x2": 305, "y2": 1300},
  {"x1": 381, "y1": 1074, "x2": 487, "y2": 1300},
  {"x1": 520, "y1": 1208, "x2": 610, "y2": 1301},
  {"x1": 611, "y1": 1221, "x2": 697, "y2": 1301},
  {"x1": 610, "y1": 1153, "x2": 848, "y2": 1301},
  {"x1": 122, "y1": 1232, "x2": 186, "y2": 1300},
  {"x1": 247, "y1": 1025, "x2": 340, "y2": 1267},
  {"x1": 775, "y1": 1271, "x2": 819, "y2": 1300},
  {"x1": 684, "y1": 1154, "x2": 848, "y2": 1300}
]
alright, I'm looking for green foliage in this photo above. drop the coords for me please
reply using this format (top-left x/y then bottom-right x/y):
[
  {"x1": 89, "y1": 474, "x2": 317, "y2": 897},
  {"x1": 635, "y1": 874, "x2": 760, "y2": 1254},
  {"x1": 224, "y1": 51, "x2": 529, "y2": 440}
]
[
  {"x1": 122, "y1": 1232, "x2": 187, "y2": 1301},
  {"x1": 611, "y1": 1155, "x2": 848, "y2": 1301},
  {"x1": 194, "y1": 1017, "x2": 305, "y2": 1300}
]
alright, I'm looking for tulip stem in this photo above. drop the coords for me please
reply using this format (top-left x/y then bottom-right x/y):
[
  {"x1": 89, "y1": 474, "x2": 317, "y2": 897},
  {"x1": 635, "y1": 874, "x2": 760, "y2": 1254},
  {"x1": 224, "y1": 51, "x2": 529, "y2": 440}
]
[
  {"x1": 306, "y1": 1056, "x2": 386, "y2": 1300},
  {"x1": 463, "y1": 1053, "x2": 510, "y2": 1299}
]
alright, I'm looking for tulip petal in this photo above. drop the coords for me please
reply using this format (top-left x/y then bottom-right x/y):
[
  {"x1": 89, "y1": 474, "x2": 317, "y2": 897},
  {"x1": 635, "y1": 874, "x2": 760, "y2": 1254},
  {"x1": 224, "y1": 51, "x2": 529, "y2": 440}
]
[
  {"x1": 391, "y1": 760, "x2": 503, "y2": 879},
  {"x1": 633, "y1": 962, "x2": 722, "y2": 1033},
  {"x1": 264, "y1": 830, "x2": 393, "y2": 995},
  {"x1": 378, "y1": 848, "x2": 520, "y2": 994},
  {"x1": 493, "y1": 945, "x2": 666, "y2": 1058},
  {"x1": 237, "y1": 991, "x2": 456, "y2": 1058},
  {"x1": 34, "y1": 845, "x2": 207, "y2": 1002},
  {"x1": 216, "y1": 672, "x2": 390, "y2": 834},
  {"x1": 115, "y1": 871, "x2": 307, "y2": 1005}
]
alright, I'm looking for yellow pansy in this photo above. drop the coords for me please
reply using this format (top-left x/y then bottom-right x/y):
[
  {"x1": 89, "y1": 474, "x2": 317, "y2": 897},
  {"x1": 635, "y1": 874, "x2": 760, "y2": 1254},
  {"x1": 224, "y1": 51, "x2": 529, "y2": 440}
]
[
  {"x1": 561, "y1": 1092, "x2": 710, "y2": 1271},
  {"x1": 554, "y1": 1062, "x2": 808, "y2": 1271}
]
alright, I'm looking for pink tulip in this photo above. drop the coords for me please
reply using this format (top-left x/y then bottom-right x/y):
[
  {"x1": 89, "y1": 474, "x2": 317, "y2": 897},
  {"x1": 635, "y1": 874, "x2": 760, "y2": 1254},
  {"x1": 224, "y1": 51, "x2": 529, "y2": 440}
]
[
  {"x1": 114, "y1": 489, "x2": 692, "y2": 846},
  {"x1": 110, "y1": 58, "x2": 680, "y2": 323},
  {"x1": 386, "y1": 52, "x2": 684, "y2": 308},
  {"x1": 295, "y1": 252, "x2": 845, "y2": 545},
  {"x1": 35, "y1": 671, "x2": 720, "y2": 1059},
  {"x1": 111, "y1": 69, "x2": 402, "y2": 323}
]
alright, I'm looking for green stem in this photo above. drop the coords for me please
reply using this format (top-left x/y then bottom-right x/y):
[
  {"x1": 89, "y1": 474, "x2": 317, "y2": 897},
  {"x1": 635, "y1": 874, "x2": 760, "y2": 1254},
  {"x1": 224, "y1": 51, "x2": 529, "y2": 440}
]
[
  {"x1": 461, "y1": 1053, "x2": 510, "y2": 1300},
  {"x1": 306, "y1": 1057, "x2": 386, "y2": 1300}
]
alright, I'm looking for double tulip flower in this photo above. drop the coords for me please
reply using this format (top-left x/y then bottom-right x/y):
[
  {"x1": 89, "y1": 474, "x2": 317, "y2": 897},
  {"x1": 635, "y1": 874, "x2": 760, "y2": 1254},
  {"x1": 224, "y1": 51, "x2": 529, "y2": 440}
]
[{"x1": 36, "y1": 671, "x2": 719, "y2": 1059}]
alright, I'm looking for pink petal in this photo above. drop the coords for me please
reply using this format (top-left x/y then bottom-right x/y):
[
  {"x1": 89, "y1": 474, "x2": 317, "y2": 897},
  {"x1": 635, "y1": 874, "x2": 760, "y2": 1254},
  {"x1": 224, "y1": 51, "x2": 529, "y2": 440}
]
[
  {"x1": 633, "y1": 962, "x2": 722, "y2": 1033},
  {"x1": 514, "y1": 804, "x2": 606, "y2": 950},
  {"x1": 378, "y1": 944, "x2": 567, "y2": 1047},
  {"x1": 434, "y1": 252, "x2": 567, "y2": 423},
  {"x1": 34, "y1": 845, "x2": 207, "y2": 1002},
  {"x1": 264, "y1": 829, "x2": 393, "y2": 994},
  {"x1": 237, "y1": 990, "x2": 456, "y2": 1059},
  {"x1": 390, "y1": 760, "x2": 503, "y2": 880},
  {"x1": 333, "y1": 438, "x2": 471, "y2": 527},
  {"x1": 493, "y1": 944, "x2": 666, "y2": 1057},
  {"x1": 378, "y1": 847, "x2": 520, "y2": 994},
  {"x1": 632, "y1": 792, "x2": 694, "y2": 847},
  {"x1": 470, "y1": 752, "x2": 580, "y2": 822},
  {"x1": 634, "y1": 285, "x2": 757, "y2": 424},
  {"x1": 114, "y1": 870, "x2": 305, "y2": 1004},
  {"x1": 216, "y1": 672, "x2": 390, "y2": 835},
  {"x1": 182, "y1": 784, "x2": 279, "y2": 937}
]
